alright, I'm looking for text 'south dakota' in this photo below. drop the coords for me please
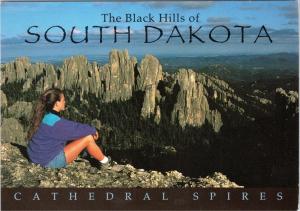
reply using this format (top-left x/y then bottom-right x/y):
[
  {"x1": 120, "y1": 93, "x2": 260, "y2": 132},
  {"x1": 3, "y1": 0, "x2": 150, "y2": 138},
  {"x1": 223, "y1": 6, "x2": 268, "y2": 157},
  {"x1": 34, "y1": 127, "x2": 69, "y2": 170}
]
[{"x1": 24, "y1": 25, "x2": 273, "y2": 44}]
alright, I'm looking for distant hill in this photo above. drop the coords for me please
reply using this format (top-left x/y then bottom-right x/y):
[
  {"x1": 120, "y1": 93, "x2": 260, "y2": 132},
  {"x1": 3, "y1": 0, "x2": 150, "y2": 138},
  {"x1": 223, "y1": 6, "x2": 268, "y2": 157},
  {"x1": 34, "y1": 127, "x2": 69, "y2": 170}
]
[{"x1": 160, "y1": 53, "x2": 298, "y2": 81}]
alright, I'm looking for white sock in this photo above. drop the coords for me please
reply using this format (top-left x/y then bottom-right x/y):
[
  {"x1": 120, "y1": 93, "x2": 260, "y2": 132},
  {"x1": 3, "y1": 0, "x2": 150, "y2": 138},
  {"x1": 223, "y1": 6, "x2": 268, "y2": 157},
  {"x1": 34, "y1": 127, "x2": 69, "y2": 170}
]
[{"x1": 100, "y1": 156, "x2": 109, "y2": 164}]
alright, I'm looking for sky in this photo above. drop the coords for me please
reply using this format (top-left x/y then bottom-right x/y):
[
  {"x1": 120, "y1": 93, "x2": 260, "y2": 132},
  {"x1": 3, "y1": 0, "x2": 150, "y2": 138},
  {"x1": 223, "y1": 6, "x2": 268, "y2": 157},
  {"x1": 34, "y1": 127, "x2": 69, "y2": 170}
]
[{"x1": 1, "y1": 1, "x2": 299, "y2": 62}]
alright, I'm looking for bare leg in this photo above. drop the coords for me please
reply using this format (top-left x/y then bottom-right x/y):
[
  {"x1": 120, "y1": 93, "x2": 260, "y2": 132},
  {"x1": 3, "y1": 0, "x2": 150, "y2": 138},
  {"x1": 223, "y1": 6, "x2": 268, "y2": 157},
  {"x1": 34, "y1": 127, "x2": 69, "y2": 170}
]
[{"x1": 64, "y1": 135, "x2": 105, "y2": 164}]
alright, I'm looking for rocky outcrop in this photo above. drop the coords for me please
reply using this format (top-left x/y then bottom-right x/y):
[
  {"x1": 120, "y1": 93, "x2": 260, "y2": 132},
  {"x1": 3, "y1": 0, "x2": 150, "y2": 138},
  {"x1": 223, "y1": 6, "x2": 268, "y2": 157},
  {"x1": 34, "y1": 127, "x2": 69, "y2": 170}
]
[
  {"x1": 1, "y1": 57, "x2": 30, "y2": 83},
  {"x1": 59, "y1": 56, "x2": 90, "y2": 92},
  {"x1": 1, "y1": 57, "x2": 55, "y2": 89},
  {"x1": 136, "y1": 55, "x2": 162, "y2": 91},
  {"x1": 171, "y1": 69, "x2": 209, "y2": 128},
  {"x1": 99, "y1": 50, "x2": 136, "y2": 102},
  {"x1": 206, "y1": 109, "x2": 223, "y2": 133},
  {"x1": 275, "y1": 88, "x2": 299, "y2": 117},
  {"x1": 170, "y1": 69, "x2": 223, "y2": 132},
  {"x1": 7, "y1": 101, "x2": 33, "y2": 121},
  {"x1": 197, "y1": 172, "x2": 240, "y2": 188},
  {"x1": 57, "y1": 50, "x2": 136, "y2": 102},
  {"x1": 22, "y1": 78, "x2": 33, "y2": 92},
  {"x1": 246, "y1": 94, "x2": 272, "y2": 105},
  {"x1": 2, "y1": 50, "x2": 137, "y2": 103},
  {"x1": 198, "y1": 73, "x2": 246, "y2": 114},
  {"x1": 1, "y1": 142, "x2": 242, "y2": 188},
  {"x1": 35, "y1": 64, "x2": 58, "y2": 92},
  {"x1": 1, "y1": 118, "x2": 25, "y2": 144},
  {"x1": 154, "y1": 105, "x2": 161, "y2": 124},
  {"x1": 2, "y1": 51, "x2": 255, "y2": 134},
  {"x1": 59, "y1": 56, "x2": 97, "y2": 99},
  {"x1": 136, "y1": 55, "x2": 163, "y2": 119},
  {"x1": 1, "y1": 90, "x2": 7, "y2": 109}
]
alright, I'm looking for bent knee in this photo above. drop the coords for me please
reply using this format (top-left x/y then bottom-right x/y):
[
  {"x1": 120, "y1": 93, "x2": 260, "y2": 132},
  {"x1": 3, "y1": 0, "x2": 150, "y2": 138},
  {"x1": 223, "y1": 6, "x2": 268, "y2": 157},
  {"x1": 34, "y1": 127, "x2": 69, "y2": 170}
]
[
  {"x1": 86, "y1": 134, "x2": 100, "y2": 142},
  {"x1": 82, "y1": 135, "x2": 94, "y2": 142}
]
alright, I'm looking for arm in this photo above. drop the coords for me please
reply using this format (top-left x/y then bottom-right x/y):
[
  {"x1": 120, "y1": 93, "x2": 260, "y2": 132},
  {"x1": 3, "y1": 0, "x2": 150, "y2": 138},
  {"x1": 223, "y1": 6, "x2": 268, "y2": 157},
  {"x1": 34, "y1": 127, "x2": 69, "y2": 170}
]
[{"x1": 53, "y1": 118, "x2": 97, "y2": 141}]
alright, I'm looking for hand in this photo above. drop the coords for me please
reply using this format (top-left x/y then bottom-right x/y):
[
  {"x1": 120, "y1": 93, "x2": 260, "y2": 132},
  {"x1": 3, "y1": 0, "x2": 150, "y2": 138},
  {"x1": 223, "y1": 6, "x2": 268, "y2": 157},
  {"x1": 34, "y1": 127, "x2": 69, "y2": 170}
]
[{"x1": 93, "y1": 131, "x2": 99, "y2": 141}]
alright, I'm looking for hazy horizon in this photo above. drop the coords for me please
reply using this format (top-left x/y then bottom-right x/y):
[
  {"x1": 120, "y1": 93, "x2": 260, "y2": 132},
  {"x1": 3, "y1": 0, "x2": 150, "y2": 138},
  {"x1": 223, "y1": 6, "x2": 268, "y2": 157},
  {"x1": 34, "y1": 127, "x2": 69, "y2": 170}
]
[{"x1": 1, "y1": 51, "x2": 299, "y2": 64}]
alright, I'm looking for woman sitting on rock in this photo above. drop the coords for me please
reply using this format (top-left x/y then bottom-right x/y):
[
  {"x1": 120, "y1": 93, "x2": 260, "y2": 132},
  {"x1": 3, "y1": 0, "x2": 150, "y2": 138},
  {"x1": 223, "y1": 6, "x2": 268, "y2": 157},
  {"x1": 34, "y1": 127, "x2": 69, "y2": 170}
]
[{"x1": 27, "y1": 88, "x2": 111, "y2": 168}]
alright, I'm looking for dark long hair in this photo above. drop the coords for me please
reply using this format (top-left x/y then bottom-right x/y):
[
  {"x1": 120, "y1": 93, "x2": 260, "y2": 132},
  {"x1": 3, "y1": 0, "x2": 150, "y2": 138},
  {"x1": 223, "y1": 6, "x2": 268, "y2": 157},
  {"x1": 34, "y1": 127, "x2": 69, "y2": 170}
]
[{"x1": 27, "y1": 88, "x2": 64, "y2": 140}]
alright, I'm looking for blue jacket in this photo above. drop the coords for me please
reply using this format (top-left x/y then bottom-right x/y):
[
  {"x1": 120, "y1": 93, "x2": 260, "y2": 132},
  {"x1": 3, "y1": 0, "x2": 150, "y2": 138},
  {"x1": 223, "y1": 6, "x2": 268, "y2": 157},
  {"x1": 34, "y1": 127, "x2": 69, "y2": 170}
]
[{"x1": 27, "y1": 111, "x2": 96, "y2": 167}]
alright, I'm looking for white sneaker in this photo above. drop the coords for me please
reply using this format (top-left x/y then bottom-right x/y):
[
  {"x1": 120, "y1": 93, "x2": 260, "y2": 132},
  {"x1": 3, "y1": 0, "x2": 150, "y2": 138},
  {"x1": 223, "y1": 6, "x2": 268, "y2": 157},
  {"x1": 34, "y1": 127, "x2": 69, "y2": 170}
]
[{"x1": 100, "y1": 156, "x2": 111, "y2": 167}]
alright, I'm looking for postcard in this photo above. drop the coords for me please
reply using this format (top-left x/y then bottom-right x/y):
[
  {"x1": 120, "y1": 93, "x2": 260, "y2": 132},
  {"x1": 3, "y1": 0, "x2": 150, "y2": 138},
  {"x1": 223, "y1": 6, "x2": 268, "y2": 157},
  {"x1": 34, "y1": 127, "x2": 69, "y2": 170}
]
[{"x1": 1, "y1": 0, "x2": 299, "y2": 210}]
